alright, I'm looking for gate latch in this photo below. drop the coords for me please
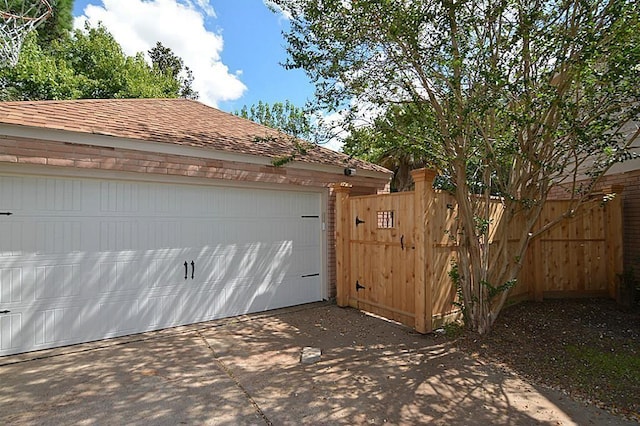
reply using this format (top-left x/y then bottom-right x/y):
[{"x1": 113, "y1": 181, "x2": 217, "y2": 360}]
[{"x1": 355, "y1": 280, "x2": 366, "y2": 292}]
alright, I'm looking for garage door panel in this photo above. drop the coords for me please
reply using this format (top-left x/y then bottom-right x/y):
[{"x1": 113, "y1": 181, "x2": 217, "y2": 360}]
[
  {"x1": 31, "y1": 178, "x2": 83, "y2": 213},
  {"x1": 225, "y1": 221, "x2": 260, "y2": 245},
  {"x1": 225, "y1": 242, "x2": 293, "y2": 281},
  {"x1": 292, "y1": 247, "x2": 321, "y2": 277},
  {"x1": 181, "y1": 220, "x2": 225, "y2": 248},
  {"x1": 181, "y1": 286, "x2": 226, "y2": 323},
  {"x1": 98, "y1": 260, "x2": 145, "y2": 295},
  {"x1": 224, "y1": 278, "x2": 266, "y2": 315},
  {"x1": 0, "y1": 175, "x2": 324, "y2": 356},
  {"x1": 0, "y1": 176, "x2": 25, "y2": 209},
  {"x1": 225, "y1": 190, "x2": 258, "y2": 216},
  {"x1": 1, "y1": 176, "x2": 82, "y2": 214},
  {"x1": 34, "y1": 306, "x2": 84, "y2": 346},
  {"x1": 35, "y1": 263, "x2": 82, "y2": 300},
  {"x1": 0, "y1": 312, "x2": 23, "y2": 351},
  {"x1": 99, "y1": 220, "x2": 140, "y2": 252},
  {"x1": 281, "y1": 277, "x2": 321, "y2": 307},
  {"x1": 36, "y1": 221, "x2": 83, "y2": 254},
  {"x1": 98, "y1": 299, "x2": 140, "y2": 336},
  {"x1": 147, "y1": 220, "x2": 182, "y2": 249},
  {"x1": 1, "y1": 222, "x2": 84, "y2": 257},
  {"x1": 148, "y1": 257, "x2": 189, "y2": 291},
  {"x1": 0, "y1": 267, "x2": 23, "y2": 304},
  {"x1": 150, "y1": 184, "x2": 181, "y2": 215},
  {"x1": 140, "y1": 294, "x2": 181, "y2": 328},
  {"x1": 100, "y1": 181, "x2": 139, "y2": 213},
  {"x1": 193, "y1": 253, "x2": 226, "y2": 285}
]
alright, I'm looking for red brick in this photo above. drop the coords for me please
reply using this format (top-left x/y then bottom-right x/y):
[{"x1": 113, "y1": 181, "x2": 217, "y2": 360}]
[
  {"x1": 74, "y1": 160, "x2": 100, "y2": 168},
  {"x1": 138, "y1": 160, "x2": 161, "y2": 167},
  {"x1": 18, "y1": 156, "x2": 47, "y2": 165},
  {"x1": 47, "y1": 158, "x2": 74, "y2": 167},
  {"x1": 167, "y1": 168, "x2": 188, "y2": 176},
  {"x1": 146, "y1": 167, "x2": 168, "y2": 174}
]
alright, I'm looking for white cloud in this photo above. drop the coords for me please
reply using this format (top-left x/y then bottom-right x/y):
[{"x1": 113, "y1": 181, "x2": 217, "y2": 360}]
[{"x1": 74, "y1": 0, "x2": 246, "y2": 107}]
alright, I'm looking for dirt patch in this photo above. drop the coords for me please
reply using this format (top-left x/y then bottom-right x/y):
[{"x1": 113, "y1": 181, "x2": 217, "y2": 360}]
[{"x1": 448, "y1": 298, "x2": 640, "y2": 422}]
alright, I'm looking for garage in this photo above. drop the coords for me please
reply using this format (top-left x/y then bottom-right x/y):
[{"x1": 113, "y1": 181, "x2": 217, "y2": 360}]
[
  {"x1": 0, "y1": 98, "x2": 391, "y2": 356},
  {"x1": 0, "y1": 174, "x2": 323, "y2": 355}
]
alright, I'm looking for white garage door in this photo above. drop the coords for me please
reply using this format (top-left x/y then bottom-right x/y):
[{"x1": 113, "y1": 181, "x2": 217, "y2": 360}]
[{"x1": 0, "y1": 174, "x2": 323, "y2": 356}]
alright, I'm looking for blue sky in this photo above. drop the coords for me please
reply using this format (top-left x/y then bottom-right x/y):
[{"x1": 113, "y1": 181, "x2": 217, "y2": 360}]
[{"x1": 72, "y1": 1, "x2": 315, "y2": 114}]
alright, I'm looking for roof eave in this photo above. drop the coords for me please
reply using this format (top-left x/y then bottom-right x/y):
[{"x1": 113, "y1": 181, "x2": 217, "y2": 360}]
[{"x1": 0, "y1": 123, "x2": 392, "y2": 180}]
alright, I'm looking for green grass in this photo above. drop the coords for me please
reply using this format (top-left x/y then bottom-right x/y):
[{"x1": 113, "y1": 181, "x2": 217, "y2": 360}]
[{"x1": 565, "y1": 345, "x2": 640, "y2": 382}]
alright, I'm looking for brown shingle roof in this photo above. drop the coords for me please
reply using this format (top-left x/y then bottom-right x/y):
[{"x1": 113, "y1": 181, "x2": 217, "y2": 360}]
[{"x1": 0, "y1": 98, "x2": 390, "y2": 174}]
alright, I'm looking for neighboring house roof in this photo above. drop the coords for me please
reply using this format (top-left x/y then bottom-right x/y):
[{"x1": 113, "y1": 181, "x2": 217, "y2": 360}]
[{"x1": 0, "y1": 98, "x2": 391, "y2": 174}]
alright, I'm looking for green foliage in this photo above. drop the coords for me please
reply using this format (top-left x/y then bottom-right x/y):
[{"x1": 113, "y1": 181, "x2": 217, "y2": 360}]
[
  {"x1": 235, "y1": 100, "x2": 315, "y2": 140},
  {"x1": 482, "y1": 279, "x2": 518, "y2": 300},
  {"x1": 236, "y1": 100, "x2": 318, "y2": 167},
  {"x1": 148, "y1": 42, "x2": 198, "y2": 100},
  {"x1": 441, "y1": 321, "x2": 465, "y2": 338},
  {"x1": 270, "y1": 140, "x2": 313, "y2": 167},
  {"x1": 0, "y1": 33, "x2": 79, "y2": 100},
  {"x1": 0, "y1": 23, "x2": 193, "y2": 101},
  {"x1": 343, "y1": 104, "x2": 435, "y2": 191},
  {"x1": 273, "y1": 0, "x2": 640, "y2": 334},
  {"x1": 448, "y1": 261, "x2": 469, "y2": 323},
  {"x1": 36, "y1": 0, "x2": 74, "y2": 45},
  {"x1": 252, "y1": 132, "x2": 313, "y2": 167}
]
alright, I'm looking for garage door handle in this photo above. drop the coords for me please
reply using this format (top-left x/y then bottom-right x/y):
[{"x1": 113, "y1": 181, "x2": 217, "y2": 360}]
[
  {"x1": 0, "y1": 310, "x2": 10, "y2": 314},
  {"x1": 184, "y1": 261, "x2": 188, "y2": 280},
  {"x1": 191, "y1": 261, "x2": 195, "y2": 279}
]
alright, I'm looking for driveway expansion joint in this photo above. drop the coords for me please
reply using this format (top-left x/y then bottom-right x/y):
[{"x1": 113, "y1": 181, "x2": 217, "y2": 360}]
[{"x1": 196, "y1": 330, "x2": 273, "y2": 426}]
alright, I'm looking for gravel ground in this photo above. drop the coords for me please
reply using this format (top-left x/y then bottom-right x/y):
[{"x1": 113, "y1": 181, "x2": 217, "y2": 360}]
[{"x1": 447, "y1": 298, "x2": 640, "y2": 422}]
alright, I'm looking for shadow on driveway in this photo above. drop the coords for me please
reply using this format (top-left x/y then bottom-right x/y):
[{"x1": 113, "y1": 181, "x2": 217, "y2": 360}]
[{"x1": 0, "y1": 303, "x2": 633, "y2": 425}]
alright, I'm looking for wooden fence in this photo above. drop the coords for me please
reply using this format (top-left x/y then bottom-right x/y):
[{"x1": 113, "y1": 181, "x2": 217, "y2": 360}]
[{"x1": 334, "y1": 169, "x2": 624, "y2": 333}]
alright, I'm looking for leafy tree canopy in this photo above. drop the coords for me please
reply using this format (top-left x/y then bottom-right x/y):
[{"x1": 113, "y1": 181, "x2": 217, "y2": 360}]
[
  {"x1": 0, "y1": 23, "x2": 198, "y2": 101},
  {"x1": 235, "y1": 100, "x2": 315, "y2": 140},
  {"x1": 36, "y1": 0, "x2": 74, "y2": 45},
  {"x1": 273, "y1": 0, "x2": 640, "y2": 333},
  {"x1": 343, "y1": 104, "x2": 435, "y2": 191},
  {"x1": 148, "y1": 41, "x2": 198, "y2": 100}
]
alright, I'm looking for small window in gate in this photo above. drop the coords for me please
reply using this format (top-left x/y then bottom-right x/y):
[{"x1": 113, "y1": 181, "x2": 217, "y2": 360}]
[{"x1": 377, "y1": 210, "x2": 395, "y2": 228}]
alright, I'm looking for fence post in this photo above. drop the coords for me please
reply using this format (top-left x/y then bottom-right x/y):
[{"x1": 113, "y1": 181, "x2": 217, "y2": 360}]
[
  {"x1": 411, "y1": 168, "x2": 437, "y2": 333},
  {"x1": 602, "y1": 185, "x2": 624, "y2": 300},
  {"x1": 332, "y1": 183, "x2": 352, "y2": 307}
]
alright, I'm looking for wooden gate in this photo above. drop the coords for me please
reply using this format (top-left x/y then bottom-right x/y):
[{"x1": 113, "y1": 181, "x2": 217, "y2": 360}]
[
  {"x1": 334, "y1": 169, "x2": 624, "y2": 334},
  {"x1": 347, "y1": 193, "x2": 416, "y2": 327}
]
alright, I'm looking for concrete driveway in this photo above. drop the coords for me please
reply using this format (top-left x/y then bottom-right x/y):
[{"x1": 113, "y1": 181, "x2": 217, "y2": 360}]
[{"x1": 0, "y1": 303, "x2": 633, "y2": 425}]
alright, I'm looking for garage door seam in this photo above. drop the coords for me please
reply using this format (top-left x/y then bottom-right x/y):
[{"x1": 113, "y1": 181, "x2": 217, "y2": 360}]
[{"x1": 196, "y1": 331, "x2": 273, "y2": 426}]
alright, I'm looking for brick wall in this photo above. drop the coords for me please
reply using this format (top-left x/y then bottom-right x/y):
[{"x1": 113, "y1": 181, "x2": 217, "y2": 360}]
[
  {"x1": 0, "y1": 135, "x2": 389, "y2": 299},
  {"x1": 549, "y1": 169, "x2": 640, "y2": 286}
]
